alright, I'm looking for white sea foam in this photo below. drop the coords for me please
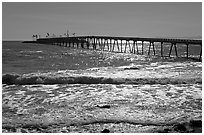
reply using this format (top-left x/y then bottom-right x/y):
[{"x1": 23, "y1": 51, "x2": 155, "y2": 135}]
[
  {"x1": 2, "y1": 60, "x2": 201, "y2": 85},
  {"x1": 20, "y1": 50, "x2": 43, "y2": 53}
]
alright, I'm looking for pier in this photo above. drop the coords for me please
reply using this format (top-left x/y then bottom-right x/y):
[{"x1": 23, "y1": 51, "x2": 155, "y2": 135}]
[{"x1": 24, "y1": 36, "x2": 202, "y2": 61}]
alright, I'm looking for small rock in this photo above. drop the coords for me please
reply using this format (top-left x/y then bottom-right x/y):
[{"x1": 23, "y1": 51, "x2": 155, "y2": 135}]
[
  {"x1": 96, "y1": 105, "x2": 111, "y2": 108},
  {"x1": 158, "y1": 128, "x2": 171, "y2": 133},
  {"x1": 190, "y1": 120, "x2": 202, "y2": 127},
  {"x1": 61, "y1": 130, "x2": 68, "y2": 133},
  {"x1": 101, "y1": 129, "x2": 110, "y2": 133},
  {"x1": 164, "y1": 128, "x2": 172, "y2": 133},
  {"x1": 124, "y1": 67, "x2": 140, "y2": 70},
  {"x1": 173, "y1": 123, "x2": 187, "y2": 132},
  {"x1": 21, "y1": 128, "x2": 28, "y2": 133},
  {"x1": 5, "y1": 127, "x2": 16, "y2": 132}
]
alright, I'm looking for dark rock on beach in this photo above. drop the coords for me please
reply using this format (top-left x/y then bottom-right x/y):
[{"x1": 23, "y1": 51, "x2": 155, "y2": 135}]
[
  {"x1": 96, "y1": 104, "x2": 111, "y2": 109},
  {"x1": 172, "y1": 120, "x2": 202, "y2": 133},
  {"x1": 157, "y1": 128, "x2": 172, "y2": 133},
  {"x1": 101, "y1": 129, "x2": 110, "y2": 133},
  {"x1": 190, "y1": 119, "x2": 202, "y2": 127},
  {"x1": 124, "y1": 67, "x2": 140, "y2": 70},
  {"x1": 173, "y1": 123, "x2": 187, "y2": 132}
]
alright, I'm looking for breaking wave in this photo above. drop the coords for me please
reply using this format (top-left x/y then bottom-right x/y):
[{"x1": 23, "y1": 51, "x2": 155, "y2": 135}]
[{"x1": 2, "y1": 73, "x2": 201, "y2": 85}]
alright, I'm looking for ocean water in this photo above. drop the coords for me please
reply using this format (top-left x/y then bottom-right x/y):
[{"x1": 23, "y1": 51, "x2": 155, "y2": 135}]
[
  {"x1": 2, "y1": 41, "x2": 114, "y2": 74},
  {"x1": 2, "y1": 41, "x2": 201, "y2": 74},
  {"x1": 2, "y1": 41, "x2": 202, "y2": 133}
]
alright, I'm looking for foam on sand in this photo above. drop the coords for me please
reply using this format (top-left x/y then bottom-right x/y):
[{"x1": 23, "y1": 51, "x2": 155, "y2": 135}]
[{"x1": 2, "y1": 84, "x2": 202, "y2": 132}]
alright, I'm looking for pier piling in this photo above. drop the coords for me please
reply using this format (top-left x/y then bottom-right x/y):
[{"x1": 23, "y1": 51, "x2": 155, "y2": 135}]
[{"x1": 31, "y1": 36, "x2": 202, "y2": 61}]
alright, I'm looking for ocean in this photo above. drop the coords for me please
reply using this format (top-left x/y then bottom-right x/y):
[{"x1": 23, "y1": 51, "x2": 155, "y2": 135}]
[{"x1": 2, "y1": 41, "x2": 202, "y2": 133}]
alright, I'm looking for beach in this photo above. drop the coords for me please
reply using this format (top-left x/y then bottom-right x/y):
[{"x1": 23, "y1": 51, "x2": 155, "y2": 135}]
[{"x1": 2, "y1": 41, "x2": 202, "y2": 133}]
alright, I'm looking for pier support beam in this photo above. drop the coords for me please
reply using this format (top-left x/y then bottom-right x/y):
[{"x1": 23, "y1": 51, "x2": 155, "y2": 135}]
[
  {"x1": 109, "y1": 39, "x2": 112, "y2": 51},
  {"x1": 142, "y1": 41, "x2": 144, "y2": 55},
  {"x1": 68, "y1": 41, "x2": 71, "y2": 47},
  {"x1": 169, "y1": 43, "x2": 178, "y2": 57},
  {"x1": 89, "y1": 38, "x2": 92, "y2": 49},
  {"x1": 76, "y1": 39, "x2": 79, "y2": 48},
  {"x1": 186, "y1": 44, "x2": 189, "y2": 58},
  {"x1": 148, "y1": 42, "x2": 155, "y2": 55},
  {"x1": 81, "y1": 40, "x2": 84, "y2": 48},
  {"x1": 107, "y1": 39, "x2": 110, "y2": 51},
  {"x1": 161, "y1": 42, "x2": 163, "y2": 57},
  {"x1": 153, "y1": 42, "x2": 156, "y2": 55},
  {"x1": 112, "y1": 40, "x2": 116, "y2": 52},
  {"x1": 124, "y1": 40, "x2": 129, "y2": 53},
  {"x1": 148, "y1": 42, "x2": 151, "y2": 55},
  {"x1": 174, "y1": 43, "x2": 178, "y2": 57},
  {"x1": 102, "y1": 39, "x2": 105, "y2": 51},
  {"x1": 132, "y1": 40, "x2": 135, "y2": 54},
  {"x1": 121, "y1": 40, "x2": 123, "y2": 53},
  {"x1": 98, "y1": 38, "x2": 101, "y2": 50},
  {"x1": 72, "y1": 41, "x2": 74, "y2": 48},
  {"x1": 104, "y1": 39, "x2": 108, "y2": 51},
  {"x1": 124, "y1": 40, "x2": 127, "y2": 53},
  {"x1": 103, "y1": 39, "x2": 106, "y2": 51},
  {"x1": 128, "y1": 41, "x2": 132, "y2": 53},
  {"x1": 90, "y1": 38, "x2": 93, "y2": 49},
  {"x1": 116, "y1": 40, "x2": 120, "y2": 52},
  {"x1": 199, "y1": 46, "x2": 202, "y2": 61},
  {"x1": 65, "y1": 41, "x2": 68, "y2": 47},
  {"x1": 87, "y1": 38, "x2": 90, "y2": 49},
  {"x1": 136, "y1": 41, "x2": 139, "y2": 54},
  {"x1": 93, "y1": 38, "x2": 96, "y2": 49},
  {"x1": 103, "y1": 39, "x2": 106, "y2": 50},
  {"x1": 101, "y1": 39, "x2": 104, "y2": 50}
]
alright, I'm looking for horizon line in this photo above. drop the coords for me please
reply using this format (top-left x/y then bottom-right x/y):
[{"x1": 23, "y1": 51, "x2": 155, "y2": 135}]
[{"x1": 2, "y1": 35, "x2": 202, "y2": 41}]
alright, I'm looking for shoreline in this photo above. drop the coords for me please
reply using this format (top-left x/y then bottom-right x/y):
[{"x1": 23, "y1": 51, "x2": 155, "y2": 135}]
[
  {"x1": 2, "y1": 43, "x2": 202, "y2": 133},
  {"x1": 3, "y1": 83, "x2": 202, "y2": 133}
]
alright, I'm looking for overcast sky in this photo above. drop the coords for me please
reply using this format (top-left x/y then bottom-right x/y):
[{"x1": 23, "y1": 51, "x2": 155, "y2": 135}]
[{"x1": 2, "y1": 2, "x2": 202, "y2": 40}]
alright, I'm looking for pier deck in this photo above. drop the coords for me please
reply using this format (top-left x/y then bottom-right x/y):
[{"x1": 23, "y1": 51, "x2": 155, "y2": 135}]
[{"x1": 24, "y1": 36, "x2": 202, "y2": 61}]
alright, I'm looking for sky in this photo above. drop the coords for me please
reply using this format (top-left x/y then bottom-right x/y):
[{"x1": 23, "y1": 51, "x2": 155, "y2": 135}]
[{"x1": 2, "y1": 2, "x2": 202, "y2": 40}]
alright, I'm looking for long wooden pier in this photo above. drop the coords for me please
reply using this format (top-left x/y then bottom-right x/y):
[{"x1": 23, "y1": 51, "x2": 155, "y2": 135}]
[{"x1": 26, "y1": 36, "x2": 202, "y2": 61}]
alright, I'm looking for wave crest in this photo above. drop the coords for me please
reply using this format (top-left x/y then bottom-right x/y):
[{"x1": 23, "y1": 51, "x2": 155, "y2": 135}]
[{"x1": 2, "y1": 73, "x2": 201, "y2": 85}]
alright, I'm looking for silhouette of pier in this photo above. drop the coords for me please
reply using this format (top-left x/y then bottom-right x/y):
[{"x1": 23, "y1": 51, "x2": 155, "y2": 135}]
[{"x1": 24, "y1": 36, "x2": 202, "y2": 61}]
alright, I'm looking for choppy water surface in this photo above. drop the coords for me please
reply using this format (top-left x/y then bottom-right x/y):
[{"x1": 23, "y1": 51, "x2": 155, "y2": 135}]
[
  {"x1": 2, "y1": 41, "x2": 201, "y2": 74},
  {"x1": 3, "y1": 41, "x2": 142, "y2": 74},
  {"x1": 2, "y1": 41, "x2": 202, "y2": 133}
]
